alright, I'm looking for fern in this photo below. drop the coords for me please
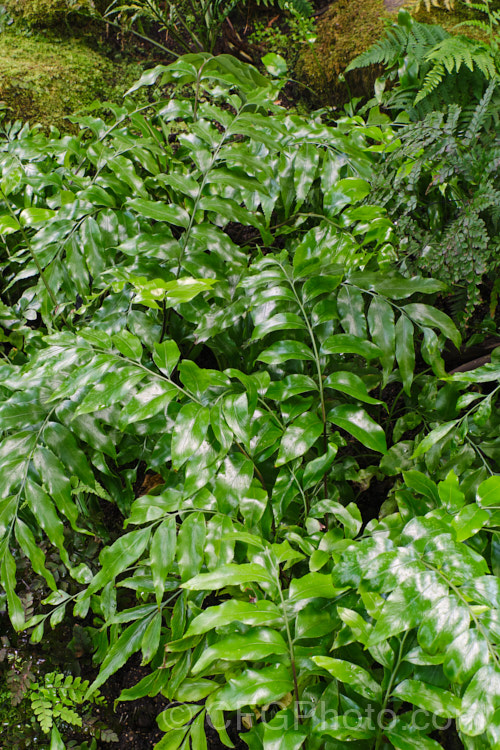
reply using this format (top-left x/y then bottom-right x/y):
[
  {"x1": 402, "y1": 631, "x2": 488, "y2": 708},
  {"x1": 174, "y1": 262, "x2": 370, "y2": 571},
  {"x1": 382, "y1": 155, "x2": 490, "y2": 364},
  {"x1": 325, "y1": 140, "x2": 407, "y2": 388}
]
[
  {"x1": 370, "y1": 93, "x2": 500, "y2": 317},
  {"x1": 346, "y1": 19, "x2": 448, "y2": 72},
  {"x1": 29, "y1": 672, "x2": 104, "y2": 734},
  {"x1": 416, "y1": 0, "x2": 455, "y2": 9},
  {"x1": 462, "y1": 76, "x2": 497, "y2": 143},
  {"x1": 6, "y1": 657, "x2": 35, "y2": 707},
  {"x1": 416, "y1": 36, "x2": 496, "y2": 102},
  {"x1": 346, "y1": 26, "x2": 411, "y2": 70}
]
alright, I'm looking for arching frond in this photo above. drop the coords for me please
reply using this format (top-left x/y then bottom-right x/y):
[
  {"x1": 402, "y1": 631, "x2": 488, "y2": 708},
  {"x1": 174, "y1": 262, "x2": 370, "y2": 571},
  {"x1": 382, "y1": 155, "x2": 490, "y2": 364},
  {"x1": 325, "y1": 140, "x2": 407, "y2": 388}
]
[
  {"x1": 415, "y1": 36, "x2": 496, "y2": 103},
  {"x1": 346, "y1": 19, "x2": 448, "y2": 72}
]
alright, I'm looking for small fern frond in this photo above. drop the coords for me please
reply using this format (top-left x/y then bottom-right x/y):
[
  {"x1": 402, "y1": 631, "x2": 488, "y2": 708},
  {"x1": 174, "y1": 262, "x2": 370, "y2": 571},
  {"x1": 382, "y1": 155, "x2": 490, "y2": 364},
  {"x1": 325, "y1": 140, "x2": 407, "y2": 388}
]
[
  {"x1": 463, "y1": 77, "x2": 497, "y2": 144},
  {"x1": 415, "y1": 62, "x2": 446, "y2": 102},
  {"x1": 346, "y1": 28, "x2": 408, "y2": 71},
  {"x1": 411, "y1": 22, "x2": 448, "y2": 57},
  {"x1": 417, "y1": 0, "x2": 455, "y2": 9},
  {"x1": 464, "y1": 1, "x2": 496, "y2": 14},
  {"x1": 346, "y1": 19, "x2": 448, "y2": 72},
  {"x1": 455, "y1": 18, "x2": 493, "y2": 34},
  {"x1": 415, "y1": 36, "x2": 497, "y2": 103},
  {"x1": 474, "y1": 50, "x2": 497, "y2": 78}
]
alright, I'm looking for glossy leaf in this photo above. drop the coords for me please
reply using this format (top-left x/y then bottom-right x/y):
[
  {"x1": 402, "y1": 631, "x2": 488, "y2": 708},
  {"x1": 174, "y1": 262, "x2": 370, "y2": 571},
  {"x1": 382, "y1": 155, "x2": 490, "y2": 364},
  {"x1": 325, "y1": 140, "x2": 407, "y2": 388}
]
[
  {"x1": 276, "y1": 412, "x2": 323, "y2": 466},
  {"x1": 171, "y1": 403, "x2": 210, "y2": 469},
  {"x1": 336, "y1": 286, "x2": 367, "y2": 338},
  {"x1": 458, "y1": 664, "x2": 500, "y2": 736},
  {"x1": 257, "y1": 340, "x2": 315, "y2": 364},
  {"x1": 215, "y1": 664, "x2": 293, "y2": 710},
  {"x1": 392, "y1": 679, "x2": 462, "y2": 717},
  {"x1": 395, "y1": 314, "x2": 415, "y2": 395},
  {"x1": 327, "y1": 405, "x2": 387, "y2": 453},
  {"x1": 321, "y1": 334, "x2": 382, "y2": 359},
  {"x1": 177, "y1": 512, "x2": 206, "y2": 583},
  {"x1": 192, "y1": 628, "x2": 288, "y2": 674},
  {"x1": 151, "y1": 517, "x2": 176, "y2": 603},
  {"x1": 312, "y1": 656, "x2": 382, "y2": 702},
  {"x1": 185, "y1": 600, "x2": 282, "y2": 636},
  {"x1": 403, "y1": 303, "x2": 461, "y2": 349},
  {"x1": 412, "y1": 421, "x2": 457, "y2": 459},
  {"x1": 367, "y1": 296, "x2": 395, "y2": 385},
  {"x1": 324, "y1": 371, "x2": 383, "y2": 405},
  {"x1": 182, "y1": 563, "x2": 274, "y2": 590}
]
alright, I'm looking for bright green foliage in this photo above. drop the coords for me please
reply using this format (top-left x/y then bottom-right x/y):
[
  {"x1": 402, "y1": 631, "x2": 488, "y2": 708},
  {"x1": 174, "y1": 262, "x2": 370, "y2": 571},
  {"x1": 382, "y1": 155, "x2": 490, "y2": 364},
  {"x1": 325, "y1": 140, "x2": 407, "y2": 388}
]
[
  {"x1": 0, "y1": 52, "x2": 499, "y2": 750},
  {"x1": 28, "y1": 672, "x2": 104, "y2": 734},
  {"x1": 351, "y1": 7, "x2": 500, "y2": 317}
]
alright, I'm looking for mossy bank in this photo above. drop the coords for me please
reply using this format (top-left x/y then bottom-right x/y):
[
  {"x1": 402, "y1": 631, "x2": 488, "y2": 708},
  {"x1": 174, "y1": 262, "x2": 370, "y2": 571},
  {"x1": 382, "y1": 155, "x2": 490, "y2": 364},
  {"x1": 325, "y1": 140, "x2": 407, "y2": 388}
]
[
  {"x1": 296, "y1": 0, "x2": 393, "y2": 107},
  {"x1": 295, "y1": 0, "x2": 484, "y2": 108},
  {"x1": 2, "y1": 0, "x2": 104, "y2": 27},
  {"x1": 0, "y1": 32, "x2": 142, "y2": 130}
]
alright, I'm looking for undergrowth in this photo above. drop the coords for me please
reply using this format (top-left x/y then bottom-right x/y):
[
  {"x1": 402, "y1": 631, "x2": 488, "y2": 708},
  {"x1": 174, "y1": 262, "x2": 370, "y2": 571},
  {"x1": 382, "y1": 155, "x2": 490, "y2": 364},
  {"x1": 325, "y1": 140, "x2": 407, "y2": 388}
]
[{"x1": 0, "y1": 17, "x2": 499, "y2": 750}]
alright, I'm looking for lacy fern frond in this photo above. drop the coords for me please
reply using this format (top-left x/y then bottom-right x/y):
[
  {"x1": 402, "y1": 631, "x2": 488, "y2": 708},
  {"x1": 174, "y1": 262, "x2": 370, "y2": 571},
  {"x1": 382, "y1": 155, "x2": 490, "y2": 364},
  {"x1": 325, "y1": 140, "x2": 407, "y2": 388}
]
[
  {"x1": 346, "y1": 20, "x2": 447, "y2": 72},
  {"x1": 417, "y1": 0, "x2": 455, "y2": 9},
  {"x1": 462, "y1": 77, "x2": 497, "y2": 143},
  {"x1": 29, "y1": 672, "x2": 104, "y2": 734},
  {"x1": 415, "y1": 36, "x2": 496, "y2": 102}
]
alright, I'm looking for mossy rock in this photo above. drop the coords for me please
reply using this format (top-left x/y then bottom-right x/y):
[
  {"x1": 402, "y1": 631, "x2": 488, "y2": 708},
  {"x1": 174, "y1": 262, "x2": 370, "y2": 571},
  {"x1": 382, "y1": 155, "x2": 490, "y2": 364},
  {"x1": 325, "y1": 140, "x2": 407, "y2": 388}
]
[
  {"x1": 295, "y1": 0, "x2": 490, "y2": 107},
  {"x1": 3, "y1": 0, "x2": 95, "y2": 27},
  {"x1": 296, "y1": 0, "x2": 394, "y2": 107},
  {"x1": 0, "y1": 32, "x2": 142, "y2": 130},
  {"x1": 411, "y1": 0, "x2": 493, "y2": 36}
]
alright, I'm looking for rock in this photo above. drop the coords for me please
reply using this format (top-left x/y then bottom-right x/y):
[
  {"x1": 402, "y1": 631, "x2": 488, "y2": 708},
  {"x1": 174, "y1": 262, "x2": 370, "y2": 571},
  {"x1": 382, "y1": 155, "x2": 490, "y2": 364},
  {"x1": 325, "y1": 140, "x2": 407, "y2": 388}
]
[
  {"x1": 3, "y1": 0, "x2": 92, "y2": 27},
  {"x1": 0, "y1": 31, "x2": 142, "y2": 130},
  {"x1": 296, "y1": 0, "x2": 395, "y2": 107}
]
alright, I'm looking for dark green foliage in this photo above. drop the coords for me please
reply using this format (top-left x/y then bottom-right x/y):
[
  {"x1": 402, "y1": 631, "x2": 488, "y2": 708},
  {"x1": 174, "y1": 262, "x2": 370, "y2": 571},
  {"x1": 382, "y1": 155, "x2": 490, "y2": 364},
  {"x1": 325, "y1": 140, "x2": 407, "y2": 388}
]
[
  {"x1": 346, "y1": 11, "x2": 448, "y2": 71},
  {"x1": 369, "y1": 81, "x2": 500, "y2": 316},
  {"x1": 347, "y1": 8, "x2": 498, "y2": 115},
  {"x1": 0, "y1": 643, "x2": 111, "y2": 748},
  {"x1": 103, "y1": 0, "x2": 311, "y2": 57},
  {"x1": 0, "y1": 52, "x2": 499, "y2": 750}
]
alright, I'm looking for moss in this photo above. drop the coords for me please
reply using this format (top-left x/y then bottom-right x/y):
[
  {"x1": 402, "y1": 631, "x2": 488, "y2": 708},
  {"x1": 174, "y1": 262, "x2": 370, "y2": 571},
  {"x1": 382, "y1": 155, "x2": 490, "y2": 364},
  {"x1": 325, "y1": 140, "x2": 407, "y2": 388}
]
[
  {"x1": 295, "y1": 0, "x2": 395, "y2": 108},
  {"x1": 3, "y1": 0, "x2": 94, "y2": 27},
  {"x1": 411, "y1": 0, "x2": 496, "y2": 39},
  {"x1": 0, "y1": 31, "x2": 142, "y2": 130}
]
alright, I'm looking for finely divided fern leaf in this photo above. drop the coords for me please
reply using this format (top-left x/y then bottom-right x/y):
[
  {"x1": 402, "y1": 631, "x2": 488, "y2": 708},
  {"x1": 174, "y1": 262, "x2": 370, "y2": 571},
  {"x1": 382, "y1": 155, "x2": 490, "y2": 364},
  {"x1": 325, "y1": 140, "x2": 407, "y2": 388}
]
[
  {"x1": 346, "y1": 19, "x2": 448, "y2": 72},
  {"x1": 463, "y1": 77, "x2": 497, "y2": 144},
  {"x1": 415, "y1": 36, "x2": 496, "y2": 103}
]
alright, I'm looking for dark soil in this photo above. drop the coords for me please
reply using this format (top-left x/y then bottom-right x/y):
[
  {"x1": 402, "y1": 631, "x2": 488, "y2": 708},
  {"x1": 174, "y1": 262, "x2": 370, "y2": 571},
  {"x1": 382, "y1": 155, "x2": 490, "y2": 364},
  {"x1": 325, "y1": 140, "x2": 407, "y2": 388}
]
[{"x1": 95, "y1": 654, "x2": 248, "y2": 749}]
